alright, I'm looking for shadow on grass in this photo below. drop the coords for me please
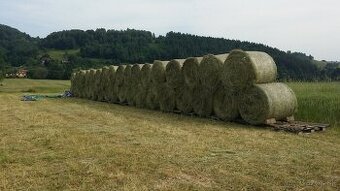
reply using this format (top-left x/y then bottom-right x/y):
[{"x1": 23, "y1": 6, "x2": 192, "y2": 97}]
[{"x1": 62, "y1": 97, "x2": 270, "y2": 133}]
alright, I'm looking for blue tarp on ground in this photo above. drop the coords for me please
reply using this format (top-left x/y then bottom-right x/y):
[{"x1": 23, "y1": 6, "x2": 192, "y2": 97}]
[{"x1": 21, "y1": 90, "x2": 73, "y2": 101}]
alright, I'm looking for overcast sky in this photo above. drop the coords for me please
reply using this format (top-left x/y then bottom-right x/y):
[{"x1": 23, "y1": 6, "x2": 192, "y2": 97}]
[{"x1": 0, "y1": 0, "x2": 339, "y2": 61}]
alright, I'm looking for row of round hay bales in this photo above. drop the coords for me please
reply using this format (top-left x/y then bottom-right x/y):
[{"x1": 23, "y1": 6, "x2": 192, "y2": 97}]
[{"x1": 70, "y1": 49, "x2": 298, "y2": 125}]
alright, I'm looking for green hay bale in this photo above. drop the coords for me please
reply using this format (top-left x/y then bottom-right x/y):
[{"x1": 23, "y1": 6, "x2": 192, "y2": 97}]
[
  {"x1": 151, "y1": 60, "x2": 168, "y2": 85},
  {"x1": 199, "y1": 53, "x2": 229, "y2": 91},
  {"x1": 129, "y1": 64, "x2": 144, "y2": 106},
  {"x1": 158, "y1": 83, "x2": 176, "y2": 112},
  {"x1": 140, "y1": 64, "x2": 152, "y2": 88},
  {"x1": 70, "y1": 72, "x2": 80, "y2": 97},
  {"x1": 182, "y1": 57, "x2": 203, "y2": 88},
  {"x1": 85, "y1": 69, "x2": 94, "y2": 100},
  {"x1": 93, "y1": 69, "x2": 102, "y2": 101},
  {"x1": 80, "y1": 70, "x2": 89, "y2": 98},
  {"x1": 135, "y1": 84, "x2": 148, "y2": 108},
  {"x1": 70, "y1": 72, "x2": 76, "y2": 94},
  {"x1": 222, "y1": 50, "x2": 277, "y2": 92},
  {"x1": 213, "y1": 85, "x2": 239, "y2": 121},
  {"x1": 106, "y1": 65, "x2": 118, "y2": 103},
  {"x1": 77, "y1": 70, "x2": 87, "y2": 98},
  {"x1": 115, "y1": 65, "x2": 126, "y2": 103},
  {"x1": 81, "y1": 70, "x2": 88, "y2": 99},
  {"x1": 239, "y1": 83, "x2": 298, "y2": 125},
  {"x1": 192, "y1": 85, "x2": 213, "y2": 117},
  {"x1": 72, "y1": 72, "x2": 79, "y2": 97},
  {"x1": 123, "y1": 65, "x2": 133, "y2": 105},
  {"x1": 100, "y1": 66, "x2": 110, "y2": 102},
  {"x1": 176, "y1": 84, "x2": 193, "y2": 114},
  {"x1": 132, "y1": 64, "x2": 144, "y2": 80},
  {"x1": 165, "y1": 59, "x2": 186, "y2": 89},
  {"x1": 145, "y1": 86, "x2": 159, "y2": 110}
]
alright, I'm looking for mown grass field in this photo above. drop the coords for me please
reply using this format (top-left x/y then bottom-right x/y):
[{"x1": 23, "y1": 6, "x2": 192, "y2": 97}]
[
  {"x1": 46, "y1": 49, "x2": 80, "y2": 60},
  {"x1": 0, "y1": 79, "x2": 339, "y2": 190}
]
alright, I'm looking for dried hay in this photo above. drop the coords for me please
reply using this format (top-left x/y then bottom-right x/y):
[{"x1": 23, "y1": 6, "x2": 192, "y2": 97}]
[
  {"x1": 239, "y1": 83, "x2": 298, "y2": 125},
  {"x1": 213, "y1": 85, "x2": 239, "y2": 121},
  {"x1": 192, "y1": 85, "x2": 213, "y2": 117},
  {"x1": 176, "y1": 84, "x2": 193, "y2": 114},
  {"x1": 182, "y1": 57, "x2": 203, "y2": 88},
  {"x1": 165, "y1": 59, "x2": 186, "y2": 89},
  {"x1": 222, "y1": 50, "x2": 277, "y2": 92},
  {"x1": 199, "y1": 54, "x2": 228, "y2": 92},
  {"x1": 158, "y1": 83, "x2": 176, "y2": 112},
  {"x1": 151, "y1": 60, "x2": 168, "y2": 85}
]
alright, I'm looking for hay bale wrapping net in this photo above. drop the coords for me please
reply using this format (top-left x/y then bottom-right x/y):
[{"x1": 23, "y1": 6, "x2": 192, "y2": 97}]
[{"x1": 70, "y1": 49, "x2": 297, "y2": 126}]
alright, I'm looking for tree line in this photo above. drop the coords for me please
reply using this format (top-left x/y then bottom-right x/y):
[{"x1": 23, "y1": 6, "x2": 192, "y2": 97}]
[{"x1": 0, "y1": 24, "x2": 339, "y2": 81}]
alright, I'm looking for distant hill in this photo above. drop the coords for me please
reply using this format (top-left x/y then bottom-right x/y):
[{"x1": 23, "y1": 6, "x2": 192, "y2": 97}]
[
  {"x1": 0, "y1": 24, "x2": 338, "y2": 80},
  {"x1": 0, "y1": 24, "x2": 39, "y2": 67}
]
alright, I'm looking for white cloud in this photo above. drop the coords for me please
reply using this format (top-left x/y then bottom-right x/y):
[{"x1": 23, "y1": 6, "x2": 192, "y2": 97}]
[{"x1": 0, "y1": 0, "x2": 339, "y2": 60}]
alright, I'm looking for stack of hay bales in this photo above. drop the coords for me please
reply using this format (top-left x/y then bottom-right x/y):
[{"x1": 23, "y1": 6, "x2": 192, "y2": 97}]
[
  {"x1": 222, "y1": 50, "x2": 297, "y2": 124},
  {"x1": 70, "y1": 49, "x2": 297, "y2": 126}
]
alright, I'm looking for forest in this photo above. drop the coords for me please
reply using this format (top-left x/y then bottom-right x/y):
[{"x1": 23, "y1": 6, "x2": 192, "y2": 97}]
[{"x1": 0, "y1": 24, "x2": 339, "y2": 81}]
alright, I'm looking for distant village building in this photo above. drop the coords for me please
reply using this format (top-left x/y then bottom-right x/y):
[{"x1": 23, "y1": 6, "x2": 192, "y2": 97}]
[
  {"x1": 6, "y1": 68, "x2": 28, "y2": 78},
  {"x1": 16, "y1": 69, "x2": 28, "y2": 78}
]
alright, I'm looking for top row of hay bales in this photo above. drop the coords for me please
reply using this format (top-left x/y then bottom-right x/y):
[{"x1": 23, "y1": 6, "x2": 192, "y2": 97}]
[{"x1": 70, "y1": 49, "x2": 297, "y2": 125}]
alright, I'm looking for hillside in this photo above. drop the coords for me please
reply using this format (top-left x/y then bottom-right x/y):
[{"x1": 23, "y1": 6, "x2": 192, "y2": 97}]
[{"x1": 0, "y1": 24, "x2": 339, "y2": 81}]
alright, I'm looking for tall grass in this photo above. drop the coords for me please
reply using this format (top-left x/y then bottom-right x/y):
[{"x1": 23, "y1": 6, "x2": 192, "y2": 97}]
[{"x1": 287, "y1": 82, "x2": 340, "y2": 127}]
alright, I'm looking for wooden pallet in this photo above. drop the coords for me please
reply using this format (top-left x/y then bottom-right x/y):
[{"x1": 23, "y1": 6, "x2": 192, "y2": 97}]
[
  {"x1": 157, "y1": 110, "x2": 329, "y2": 134},
  {"x1": 266, "y1": 121, "x2": 330, "y2": 134}
]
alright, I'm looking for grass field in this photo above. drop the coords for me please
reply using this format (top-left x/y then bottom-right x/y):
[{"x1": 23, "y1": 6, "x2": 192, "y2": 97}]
[
  {"x1": 46, "y1": 49, "x2": 80, "y2": 60},
  {"x1": 0, "y1": 79, "x2": 339, "y2": 190}
]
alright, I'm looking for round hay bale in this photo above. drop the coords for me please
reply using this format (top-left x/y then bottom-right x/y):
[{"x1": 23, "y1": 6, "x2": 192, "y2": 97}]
[
  {"x1": 123, "y1": 65, "x2": 134, "y2": 105},
  {"x1": 151, "y1": 60, "x2": 168, "y2": 85},
  {"x1": 86, "y1": 69, "x2": 95, "y2": 100},
  {"x1": 239, "y1": 83, "x2": 298, "y2": 125},
  {"x1": 79, "y1": 71, "x2": 87, "y2": 98},
  {"x1": 94, "y1": 69, "x2": 102, "y2": 101},
  {"x1": 158, "y1": 83, "x2": 176, "y2": 112},
  {"x1": 70, "y1": 72, "x2": 76, "y2": 94},
  {"x1": 145, "y1": 86, "x2": 159, "y2": 110},
  {"x1": 135, "y1": 84, "x2": 148, "y2": 108},
  {"x1": 192, "y1": 85, "x2": 213, "y2": 117},
  {"x1": 82, "y1": 70, "x2": 90, "y2": 99},
  {"x1": 115, "y1": 65, "x2": 126, "y2": 103},
  {"x1": 199, "y1": 54, "x2": 229, "y2": 91},
  {"x1": 140, "y1": 64, "x2": 152, "y2": 88},
  {"x1": 70, "y1": 72, "x2": 79, "y2": 97},
  {"x1": 176, "y1": 84, "x2": 193, "y2": 114},
  {"x1": 222, "y1": 50, "x2": 277, "y2": 92},
  {"x1": 129, "y1": 64, "x2": 144, "y2": 106},
  {"x1": 71, "y1": 72, "x2": 78, "y2": 96},
  {"x1": 213, "y1": 86, "x2": 239, "y2": 121},
  {"x1": 107, "y1": 65, "x2": 118, "y2": 103},
  {"x1": 100, "y1": 66, "x2": 110, "y2": 102},
  {"x1": 80, "y1": 70, "x2": 87, "y2": 98},
  {"x1": 165, "y1": 59, "x2": 186, "y2": 89},
  {"x1": 182, "y1": 57, "x2": 203, "y2": 88}
]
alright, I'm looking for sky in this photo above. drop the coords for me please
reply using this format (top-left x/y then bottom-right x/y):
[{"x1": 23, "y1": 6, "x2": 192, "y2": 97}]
[{"x1": 0, "y1": 0, "x2": 339, "y2": 61}]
